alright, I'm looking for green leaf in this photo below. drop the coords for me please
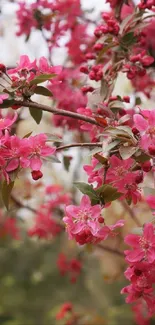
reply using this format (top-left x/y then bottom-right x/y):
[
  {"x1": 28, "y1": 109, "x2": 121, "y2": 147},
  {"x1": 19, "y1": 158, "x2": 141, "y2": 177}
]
[
  {"x1": 100, "y1": 79, "x2": 108, "y2": 100},
  {"x1": 94, "y1": 153, "x2": 108, "y2": 165},
  {"x1": 93, "y1": 162, "x2": 103, "y2": 171},
  {"x1": 23, "y1": 132, "x2": 33, "y2": 138},
  {"x1": 74, "y1": 182, "x2": 99, "y2": 201},
  {"x1": 109, "y1": 100, "x2": 124, "y2": 113},
  {"x1": 119, "y1": 146, "x2": 137, "y2": 159},
  {"x1": 104, "y1": 140, "x2": 120, "y2": 153},
  {"x1": 43, "y1": 155, "x2": 61, "y2": 163},
  {"x1": 88, "y1": 148, "x2": 102, "y2": 156},
  {"x1": 45, "y1": 133, "x2": 62, "y2": 142},
  {"x1": 135, "y1": 97, "x2": 142, "y2": 105},
  {"x1": 0, "y1": 99, "x2": 15, "y2": 108},
  {"x1": 34, "y1": 86, "x2": 53, "y2": 97},
  {"x1": 96, "y1": 184, "x2": 122, "y2": 203},
  {"x1": 29, "y1": 107, "x2": 43, "y2": 124},
  {"x1": 25, "y1": 33, "x2": 30, "y2": 42},
  {"x1": 63, "y1": 156, "x2": 72, "y2": 171},
  {"x1": 1, "y1": 181, "x2": 14, "y2": 210},
  {"x1": 134, "y1": 151, "x2": 151, "y2": 163},
  {"x1": 105, "y1": 126, "x2": 137, "y2": 144},
  {"x1": 121, "y1": 32, "x2": 137, "y2": 46},
  {"x1": 30, "y1": 74, "x2": 56, "y2": 85}
]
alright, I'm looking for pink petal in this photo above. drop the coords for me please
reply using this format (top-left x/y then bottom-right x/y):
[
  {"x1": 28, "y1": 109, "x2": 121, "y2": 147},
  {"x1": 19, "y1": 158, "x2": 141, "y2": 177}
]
[
  {"x1": 30, "y1": 157, "x2": 42, "y2": 170},
  {"x1": 6, "y1": 159, "x2": 19, "y2": 172},
  {"x1": 146, "y1": 195, "x2": 155, "y2": 209},
  {"x1": 143, "y1": 223, "x2": 154, "y2": 241},
  {"x1": 81, "y1": 195, "x2": 91, "y2": 208},
  {"x1": 125, "y1": 248, "x2": 144, "y2": 262},
  {"x1": 147, "y1": 248, "x2": 155, "y2": 263},
  {"x1": 124, "y1": 234, "x2": 140, "y2": 247},
  {"x1": 133, "y1": 114, "x2": 148, "y2": 132},
  {"x1": 65, "y1": 205, "x2": 79, "y2": 218}
]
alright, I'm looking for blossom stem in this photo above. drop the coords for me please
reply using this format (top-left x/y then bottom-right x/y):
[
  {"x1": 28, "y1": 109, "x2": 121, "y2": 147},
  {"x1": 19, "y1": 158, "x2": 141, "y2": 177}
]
[
  {"x1": 11, "y1": 195, "x2": 64, "y2": 227},
  {"x1": 56, "y1": 142, "x2": 103, "y2": 151},
  {"x1": 14, "y1": 100, "x2": 103, "y2": 127}
]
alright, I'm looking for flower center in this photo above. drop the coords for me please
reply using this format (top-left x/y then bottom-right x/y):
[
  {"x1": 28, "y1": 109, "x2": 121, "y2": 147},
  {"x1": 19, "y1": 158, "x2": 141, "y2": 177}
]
[
  {"x1": 148, "y1": 126, "x2": 155, "y2": 138},
  {"x1": 116, "y1": 166, "x2": 126, "y2": 177},
  {"x1": 139, "y1": 237, "x2": 150, "y2": 250}
]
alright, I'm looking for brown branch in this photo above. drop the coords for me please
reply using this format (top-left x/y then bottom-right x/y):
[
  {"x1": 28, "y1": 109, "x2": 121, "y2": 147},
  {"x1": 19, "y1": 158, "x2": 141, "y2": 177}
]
[
  {"x1": 56, "y1": 142, "x2": 102, "y2": 151},
  {"x1": 97, "y1": 243, "x2": 124, "y2": 257},
  {"x1": 11, "y1": 195, "x2": 64, "y2": 227},
  {"x1": 121, "y1": 200, "x2": 141, "y2": 227},
  {"x1": 14, "y1": 100, "x2": 102, "y2": 127},
  {"x1": 11, "y1": 195, "x2": 36, "y2": 213}
]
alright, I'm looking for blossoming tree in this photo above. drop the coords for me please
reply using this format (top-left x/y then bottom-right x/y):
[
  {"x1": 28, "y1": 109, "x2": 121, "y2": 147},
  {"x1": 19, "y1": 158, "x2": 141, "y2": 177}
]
[{"x1": 1, "y1": 0, "x2": 155, "y2": 324}]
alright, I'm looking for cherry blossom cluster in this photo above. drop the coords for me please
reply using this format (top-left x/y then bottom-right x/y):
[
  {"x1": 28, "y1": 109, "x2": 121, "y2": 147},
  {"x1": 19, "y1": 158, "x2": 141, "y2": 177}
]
[
  {"x1": 63, "y1": 195, "x2": 124, "y2": 245},
  {"x1": 16, "y1": 0, "x2": 93, "y2": 65},
  {"x1": 57, "y1": 253, "x2": 82, "y2": 283},
  {"x1": 48, "y1": 68, "x2": 87, "y2": 129},
  {"x1": 28, "y1": 184, "x2": 71, "y2": 238},
  {"x1": 0, "y1": 112, "x2": 56, "y2": 182},
  {"x1": 0, "y1": 210, "x2": 19, "y2": 240},
  {"x1": 0, "y1": 55, "x2": 61, "y2": 106},
  {"x1": 56, "y1": 302, "x2": 75, "y2": 324},
  {"x1": 122, "y1": 223, "x2": 155, "y2": 317}
]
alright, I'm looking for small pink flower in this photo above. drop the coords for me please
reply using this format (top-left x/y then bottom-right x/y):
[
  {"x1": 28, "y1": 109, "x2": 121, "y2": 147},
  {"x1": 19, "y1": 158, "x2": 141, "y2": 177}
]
[
  {"x1": 134, "y1": 110, "x2": 155, "y2": 151},
  {"x1": 63, "y1": 195, "x2": 124, "y2": 245},
  {"x1": 125, "y1": 223, "x2": 155, "y2": 263},
  {"x1": 38, "y1": 57, "x2": 62, "y2": 75},
  {"x1": 0, "y1": 112, "x2": 17, "y2": 131},
  {"x1": 20, "y1": 133, "x2": 56, "y2": 171}
]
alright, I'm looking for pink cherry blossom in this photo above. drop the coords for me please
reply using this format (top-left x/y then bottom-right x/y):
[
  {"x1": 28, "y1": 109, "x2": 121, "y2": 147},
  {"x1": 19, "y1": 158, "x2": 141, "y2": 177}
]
[
  {"x1": 0, "y1": 112, "x2": 17, "y2": 131},
  {"x1": 125, "y1": 223, "x2": 155, "y2": 263},
  {"x1": 8, "y1": 55, "x2": 37, "y2": 75},
  {"x1": 134, "y1": 110, "x2": 155, "y2": 151},
  {"x1": 28, "y1": 211, "x2": 62, "y2": 239},
  {"x1": 20, "y1": 134, "x2": 56, "y2": 171},
  {"x1": 63, "y1": 195, "x2": 124, "y2": 245},
  {"x1": 83, "y1": 157, "x2": 104, "y2": 188}
]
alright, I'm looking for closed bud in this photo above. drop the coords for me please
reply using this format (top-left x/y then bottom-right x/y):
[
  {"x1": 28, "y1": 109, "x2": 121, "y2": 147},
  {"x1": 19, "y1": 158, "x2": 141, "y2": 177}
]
[
  {"x1": 98, "y1": 216, "x2": 104, "y2": 223},
  {"x1": 142, "y1": 161, "x2": 152, "y2": 172},
  {"x1": 0, "y1": 64, "x2": 6, "y2": 73},
  {"x1": 31, "y1": 170, "x2": 43, "y2": 180},
  {"x1": 148, "y1": 145, "x2": 155, "y2": 156}
]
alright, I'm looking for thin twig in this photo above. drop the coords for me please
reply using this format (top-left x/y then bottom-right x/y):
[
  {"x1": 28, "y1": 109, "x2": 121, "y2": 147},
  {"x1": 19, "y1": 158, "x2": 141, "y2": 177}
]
[
  {"x1": 56, "y1": 142, "x2": 102, "y2": 151},
  {"x1": 121, "y1": 200, "x2": 141, "y2": 227},
  {"x1": 11, "y1": 195, "x2": 64, "y2": 227},
  {"x1": 97, "y1": 243, "x2": 124, "y2": 257}
]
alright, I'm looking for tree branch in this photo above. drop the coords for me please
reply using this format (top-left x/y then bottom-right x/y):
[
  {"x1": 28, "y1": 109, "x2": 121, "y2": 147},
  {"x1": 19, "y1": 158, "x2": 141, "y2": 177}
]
[
  {"x1": 56, "y1": 142, "x2": 102, "y2": 151},
  {"x1": 97, "y1": 243, "x2": 124, "y2": 257},
  {"x1": 11, "y1": 195, "x2": 64, "y2": 227},
  {"x1": 14, "y1": 100, "x2": 102, "y2": 127},
  {"x1": 121, "y1": 201, "x2": 141, "y2": 227}
]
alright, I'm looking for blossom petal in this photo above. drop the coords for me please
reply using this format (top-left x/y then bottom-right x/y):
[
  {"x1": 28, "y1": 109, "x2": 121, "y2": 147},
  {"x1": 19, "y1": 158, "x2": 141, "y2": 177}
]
[{"x1": 133, "y1": 114, "x2": 148, "y2": 132}]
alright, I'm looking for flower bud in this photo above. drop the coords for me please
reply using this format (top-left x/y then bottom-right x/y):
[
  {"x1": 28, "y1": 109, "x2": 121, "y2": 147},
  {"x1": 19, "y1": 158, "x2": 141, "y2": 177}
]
[{"x1": 31, "y1": 170, "x2": 43, "y2": 180}]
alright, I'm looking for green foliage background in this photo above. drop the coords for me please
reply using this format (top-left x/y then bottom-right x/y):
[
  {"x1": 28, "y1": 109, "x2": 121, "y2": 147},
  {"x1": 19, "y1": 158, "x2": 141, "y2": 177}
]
[{"x1": 0, "y1": 233, "x2": 143, "y2": 325}]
